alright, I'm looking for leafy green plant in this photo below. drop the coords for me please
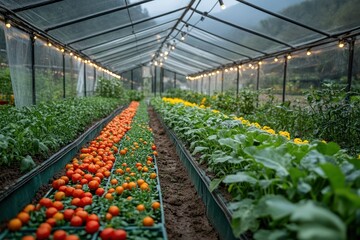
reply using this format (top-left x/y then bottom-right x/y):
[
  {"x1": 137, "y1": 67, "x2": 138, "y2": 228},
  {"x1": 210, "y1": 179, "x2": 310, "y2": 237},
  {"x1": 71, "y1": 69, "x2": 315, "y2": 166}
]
[
  {"x1": 0, "y1": 97, "x2": 125, "y2": 171},
  {"x1": 152, "y1": 97, "x2": 360, "y2": 239}
]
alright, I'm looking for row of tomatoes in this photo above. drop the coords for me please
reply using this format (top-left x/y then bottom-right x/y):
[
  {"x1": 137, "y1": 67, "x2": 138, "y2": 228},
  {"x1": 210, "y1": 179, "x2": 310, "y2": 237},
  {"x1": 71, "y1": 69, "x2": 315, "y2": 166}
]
[{"x1": 6, "y1": 102, "x2": 157, "y2": 240}]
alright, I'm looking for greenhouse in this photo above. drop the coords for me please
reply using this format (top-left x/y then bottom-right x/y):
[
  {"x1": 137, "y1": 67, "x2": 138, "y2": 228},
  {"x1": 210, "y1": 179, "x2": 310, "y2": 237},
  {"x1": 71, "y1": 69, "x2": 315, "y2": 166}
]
[{"x1": 0, "y1": 0, "x2": 360, "y2": 239}]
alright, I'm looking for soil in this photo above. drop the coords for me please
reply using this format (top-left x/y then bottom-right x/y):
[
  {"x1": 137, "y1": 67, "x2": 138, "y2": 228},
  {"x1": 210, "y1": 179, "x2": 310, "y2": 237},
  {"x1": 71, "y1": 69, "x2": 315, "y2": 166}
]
[{"x1": 148, "y1": 107, "x2": 219, "y2": 240}]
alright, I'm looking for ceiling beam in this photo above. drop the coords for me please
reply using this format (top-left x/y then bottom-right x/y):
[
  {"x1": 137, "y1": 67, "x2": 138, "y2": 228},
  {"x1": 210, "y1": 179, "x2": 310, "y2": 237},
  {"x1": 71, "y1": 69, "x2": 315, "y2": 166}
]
[
  {"x1": 12, "y1": 0, "x2": 63, "y2": 12},
  {"x1": 235, "y1": 0, "x2": 331, "y2": 37},
  {"x1": 151, "y1": 0, "x2": 197, "y2": 62},
  {"x1": 182, "y1": 21, "x2": 267, "y2": 55},
  {"x1": 190, "y1": 8, "x2": 294, "y2": 48},
  {"x1": 45, "y1": 0, "x2": 154, "y2": 31},
  {"x1": 66, "y1": 7, "x2": 186, "y2": 45},
  {"x1": 79, "y1": 19, "x2": 176, "y2": 51}
]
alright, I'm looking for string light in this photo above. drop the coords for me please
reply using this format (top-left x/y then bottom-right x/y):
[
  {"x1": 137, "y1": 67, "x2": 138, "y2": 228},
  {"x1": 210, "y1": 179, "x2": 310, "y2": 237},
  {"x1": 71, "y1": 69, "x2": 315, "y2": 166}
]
[
  {"x1": 47, "y1": 42, "x2": 52, "y2": 47},
  {"x1": 225, "y1": 68, "x2": 228, "y2": 72},
  {"x1": 61, "y1": 48, "x2": 64, "y2": 53},
  {"x1": 274, "y1": 57, "x2": 279, "y2": 62},
  {"x1": 5, "y1": 20, "x2": 11, "y2": 28},
  {"x1": 306, "y1": 49, "x2": 312, "y2": 56},
  {"x1": 164, "y1": 51, "x2": 169, "y2": 56},
  {"x1": 338, "y1": 40, "x2": 345, "y2": 48},
  {"x1": 216, "y1": 70, "x2": 220, "y2": 74},
  {"x1": 230, "y1": 67, "x2": 233, "y2": 71},
  {"x1": 258, "y1": 61, "x2": 262, "y2": 65},
  {"x1": 219, "y1": 0, "x2": 226, "y2": 9},
  {"x1": 181, "y1": 32, "x2": 186, "y2": 41},
  {"x1": 70, "y1": 52, "x2": 73, "y2": 56},
  {"x1": 287, "y1": 54, "x2": 292, "y2": 60}
]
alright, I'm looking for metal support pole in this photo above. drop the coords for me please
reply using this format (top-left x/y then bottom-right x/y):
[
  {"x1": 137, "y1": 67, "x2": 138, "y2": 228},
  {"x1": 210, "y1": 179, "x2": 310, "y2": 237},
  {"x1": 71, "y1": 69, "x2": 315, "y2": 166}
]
[
  {"x1": 236, "y1": 68, "x2": 240, "y2": 98},
  {"x1": 154, "y1": 66, "x2": 157, "y2": 97},
  {"x1": 208, "y1": 76, "x2": 211, "y2": 95},
  {"x1": 93, "y1": 66, "x2": 97, "y2": 92},
  {"x1": 201, "y1": 77, "x2": 204, "y2": 94},
  {"x1": 282, "y1": 57, "x2": 288, "y2": 103},
  {"x1": 62, "y1": 53, "x2": 65, "y2": 98},
  {"x1": 256, "y1": 64, "x2": 260, "y2": 107},
  {"x1": 160, "y1": 67, "x2": 164, "y2": 95},
  {"x1": 84, "y1": 63, "x2": 87, "y2": 97},
  {"x1": 346, "y1": 37, "x2": 355, "y2": 101},
  {"x1": 221, "y1": 70, "x2": 224, "y2": 93},
  {"x1": 131, "y1": 69, "x2": 134, "y2": 90},
  {"x1": 31, "y1": 35, "x2": 36, "y2": 105},
  {"x1": 174, "y1": 72, "x2": 176, "y2": 88}
]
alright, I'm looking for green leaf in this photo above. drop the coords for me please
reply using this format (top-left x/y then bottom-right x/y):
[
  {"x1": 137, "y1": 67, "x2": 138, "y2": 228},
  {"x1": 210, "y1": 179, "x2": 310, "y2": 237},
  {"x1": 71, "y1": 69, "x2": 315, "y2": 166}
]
[
  {"x1": 244, "y1": 146, "x2": 290, "y2": 177},
  {"x1": 262, "y1": 195, "x2": 297, "y2": 220},
  {"x1": 320, "y1": 163, "x2": 345, "y2": 190},
  {"x1": 334, "y1": 188, "x2": 360, "y2": 208},
  {"x1": 20, "y1": 155, "x2": 36, "y2": 172},
  {"x1": 223, "y1": 172, "x2": 257, "y2": 185},
  {"x1": 231, "y1": 199, "x2": 259, "y2": 236},
  {"x1": 192, "y1": 146, "x2": 208, "y2": 155},
  {"x1": 254, "y1": 229, "x2": 289, "y2": 240},
  {"x1": 207, "y1": 135, "x2": 217, "y2": 140},
  {"x1": 209, "y1": 177, "x2": 224, "y2": 192},
  {"x1": 297, "y1": 224, "x2": 345, "y2": 240},
  {"x1": 290, "y1": 201, "x2": 346, "y2": 238},
  {"x1": 316, "y1": 141, "x2": 340, "y2": 156}
]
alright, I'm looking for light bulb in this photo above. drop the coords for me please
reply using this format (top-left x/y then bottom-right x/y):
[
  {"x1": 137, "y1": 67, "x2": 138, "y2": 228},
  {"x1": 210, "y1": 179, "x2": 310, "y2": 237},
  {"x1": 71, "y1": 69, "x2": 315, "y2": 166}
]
[
  {"x1": 164, "y1": 56, "x2": 167, "y2": 60},
  {"x1": 47, "y1": 42, "x2": 52, "y2": 47},
  {"x1": 160, "y1": 53, "x2": 163, "y2": 57},
  {"x1": 154, "y1": 61, "x2": 158, "y2": 66},
  {"x1": 164, "y1": 51, "x2": 169, "y2": 56},
  {"x1": 338, "y1": 41, "x2": 345, "y2": 48},
  {"x1": 61, "y1": 48, "x2": 64, "y2": 53},
  {"x1": 70, "y1": 52, "x2": 73, "y2": 56},
  {"x1": 230, "y1": 67, "x2": 234, "y2": 71},
  {"x1": 225, "y1": 68, "x2": 228, "y2": 72},
  {"x1": 258, "y1": 61, "x2": 262, "y2": 65},
  {"x1": 216, "y1": 70, "x2": 220, "y2": 74},
  {"x1": 5, "y1": 22, "x2": 11, "y2": 28},
  {"x1": 306, "y1": 50, "x2": 312, "y2": 56},
  {"x1": 287, "y1": 54, "x2": 292, "y2": 60},
  {"x1": 274, "y1": 57, "x2": 279, "y2": 62},
  {"x1": 181, "y1": 36, "x2": 185, "y2": 41},
  {"x1": 171, "y1": 46, "x2": 175, "y2": 50}
]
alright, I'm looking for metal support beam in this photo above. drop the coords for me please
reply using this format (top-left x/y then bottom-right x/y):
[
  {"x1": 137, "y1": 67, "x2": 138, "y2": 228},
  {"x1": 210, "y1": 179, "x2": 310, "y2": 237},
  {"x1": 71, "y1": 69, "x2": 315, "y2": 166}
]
[
  {"x1": 208, "y1": 76, "x2": 211, "y2": 95},
  {"x1": 80, "y1": 19, "x2": 176, "y2": 51},
  {"x1": 235, "y1": 0, "x2": 331, "y2": 37},
  {"x1": 176, "y1": 29, "x2": 252, "y2": 59},
  {"x1": 31, "y1": 35, "x2": 36, "y2": 105},
  {"x1": 346, "y1": 37, "x2": 355, "y2": 101},
  {"x1": 282, "y1": 57, "x2": 288, "y2": 103},
  {"x1": 154, "y1": 66, "x2": 157, "y2": 96},
  {"x1": 174, "y1": 72, "x2": 176, "y2": 89},
  {"x1": 45, "y1": 0, "x2": 154, "y2": 31},
  {"x1": 66, "y1": 7, "x2": 186, "y2": 45},
  {"x1": 151, "y1": 0, "x2": 196, "y2": 62},
  {"x1": 62, "y1": 53, "x2": 65, "y2": 98},
  {"x1": 160, "y1": 67, "x2": 164, "y2": 95},
  {"x1": 221, "y1": 70, "x2": 224, "y2": 93},
  {"x1": 131, "y1": 69, "x2": 134, "y2": 90},
  {"x1": 236, "y1": 67, "x2": 240, "y2": 98},
  {"x1": 201, "y1": 77, "x2": 204, "y2": 94},
  {"x1": 178, "y1": 40, "x2": 236, "y2": 62},
  {"x1": 93, "y1": 65, "x2": 97, "y2": 92},
  {"x1": 256, "y1": 63, "x2": 260, "y2": 107},
  {"x1": 191, "y1": 8, "x2": 294, "y2": 48},
  {"x1": 84, "y1": 63, "x2": 87, "y2": 97},
  {"x1": 12, "y1": 0, "x2": 63, "y2": 12},
  {"x1": 182, "y1": 22, "x2": 267, "y2": 55}
]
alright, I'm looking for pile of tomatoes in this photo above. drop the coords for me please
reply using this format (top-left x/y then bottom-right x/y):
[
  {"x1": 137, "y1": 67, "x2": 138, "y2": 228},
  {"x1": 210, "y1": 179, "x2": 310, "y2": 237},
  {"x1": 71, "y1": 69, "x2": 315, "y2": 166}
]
[{"x1": 3, "y1": 102, "x2": 165, "y2": 240}]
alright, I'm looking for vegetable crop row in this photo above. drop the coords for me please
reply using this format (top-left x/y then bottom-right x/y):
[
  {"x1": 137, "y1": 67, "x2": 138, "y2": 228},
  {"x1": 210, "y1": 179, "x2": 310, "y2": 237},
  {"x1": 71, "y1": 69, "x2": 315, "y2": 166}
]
[
  {"x1": 152, "y1": 97, "x2": 360, "y2": 240},
  {"x1": 2, "y1": 101, "x2": 165, "y2": 240},
  {"x1": 0, "y1": 97, "x2": 126, "y2": 171}
]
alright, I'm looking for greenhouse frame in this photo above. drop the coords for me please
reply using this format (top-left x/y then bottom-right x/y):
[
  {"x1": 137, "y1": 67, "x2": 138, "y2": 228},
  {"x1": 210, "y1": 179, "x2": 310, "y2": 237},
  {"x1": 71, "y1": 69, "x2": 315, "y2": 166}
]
[{"x1": 1, "y1": 0, "x2": 360, "y2": 240}]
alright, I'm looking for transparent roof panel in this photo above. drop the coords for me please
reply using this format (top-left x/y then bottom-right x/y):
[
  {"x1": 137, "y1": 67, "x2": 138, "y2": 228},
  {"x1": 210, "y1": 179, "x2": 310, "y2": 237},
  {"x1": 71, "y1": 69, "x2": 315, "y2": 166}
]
[
  {"x1": 49, "y1": 9, "x2": 131, "y2": 43},
  {"x1": 103, "y1": 48, "x2": 156, "y2": 66},
  {"x1": 85, "y1": 28, "x2": 170, "y2": 56},
  {"x1": 176, "y1": 42, "x2": 231, "y2": 65},
  {"x1": 169, "y1": 52, "x2": 215, "y2": 69},
  {"x1": 100, "y1": 45, "x2": 158, "y2": 63},
  {"x1": 0, "y1": 0, "x2": 47, "y2": 9},
  {"x1": 181, "y1": 26, "x2": 263, "y2": 57},
  {"x1": 70, "y1": 27, "x2": 133, "y2": 50},
  {"x1": 185, "y1": 11, "x2": 286, "y2": 53},
  {"x1": 15, "y1": 0, "x2": 126, "y2": 28},
  {"x1": 172, "y1": 33, "x2": 248, "y2": 61},
  {"x1": 92, "y1": 36, "x2": 163, "y2": 60},
  {"x1": 250, "y1": 0, "x2": 360, "y2": 34},
  {"x1": 132, "y1": 11, "x2": 183, "y2": 32},
  {"x1": 164, "y1": 59, "x2": 200, "y2": 74}
]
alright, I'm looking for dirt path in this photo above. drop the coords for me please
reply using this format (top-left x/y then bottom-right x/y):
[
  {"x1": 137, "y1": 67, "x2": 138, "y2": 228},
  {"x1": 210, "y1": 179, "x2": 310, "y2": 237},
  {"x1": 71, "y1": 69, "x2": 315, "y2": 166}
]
[{"x1": 148, "y1": 107, "x2": 219, "y2": 240}]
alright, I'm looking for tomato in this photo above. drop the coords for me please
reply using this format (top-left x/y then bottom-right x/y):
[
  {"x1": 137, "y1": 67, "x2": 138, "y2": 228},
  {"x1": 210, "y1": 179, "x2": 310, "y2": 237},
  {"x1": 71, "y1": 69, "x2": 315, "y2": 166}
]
[
  {"x1": 85, "y1": 220, "x2": 99, "y2": 234},
  {"x1": 80, "y1": 196, "x2": 92, "y2": 206},
  {"x1": 45, "y1": 207, "x2": 58, "y2": 218},
  {"x1": 39, "y1": 198, "x2": 53, "y2": 208},
  {"x1": 65, "y1": 235, "x2": 80, "y2": 240},
  {"x1": 112, "y1": 229, "x2": 127, "y2": 240},
  {"x1": 71, "y1": 173, "x2": 82, "y2": 183},
  {"x1": 100, "y1": 228, "x2": 114, "y2": 240},
  {"x1": 88, "y1": 180, "x2": 99, "y2": 190},
  {"x1": 70, "y1": 216, "x2": 83, "y2": 227},
  {"x1": 53, "y1": 230, "x2": 67, "y2": 240},
  {"x1": 36, "y1": 226, "x2": 51, "y2": 240},
  {"x1": 87, "y1": 214, "x2": 99, "y2": 222},
  {"x1": 95, "y1": 188, "x2": 105, "y2": 196},
  {"x1": 64, "y1": 209, "x2": 75, "y2": 221},
  {"x1": 151, "y1": 145, "x2": 156, "y2": 150}
]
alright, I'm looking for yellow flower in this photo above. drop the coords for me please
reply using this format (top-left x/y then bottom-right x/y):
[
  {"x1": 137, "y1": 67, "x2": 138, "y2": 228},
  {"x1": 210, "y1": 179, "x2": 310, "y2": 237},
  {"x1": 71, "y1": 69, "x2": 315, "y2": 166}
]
[
  {"x1": 251, "y1": 122, "x2": 261, "y2": 129},
  {"x1": 358, "y1": 154, "x2": 360, "y2": 159},
  {"x1": 279, "y1": 131, "x2": 290, "y2": 140},
  {"x1": 265, "y1": 128, "x2": 276, "y2": 135},
  {"x1": 321, "y1": 140, "x2": 327, "y2": 143},
  {"x1": 294, "y1": 138, "x2": 308, "y2": 144},
  {"x1": 212, "y1": 109, "x2": 220, "y2": 114}
]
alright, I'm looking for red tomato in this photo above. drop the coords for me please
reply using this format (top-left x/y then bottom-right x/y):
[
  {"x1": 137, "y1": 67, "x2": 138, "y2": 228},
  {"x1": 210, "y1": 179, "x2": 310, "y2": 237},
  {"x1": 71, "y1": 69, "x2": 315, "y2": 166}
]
[
  {"x1": 70, "y1": 216, "x2": 83, "y2": 227},
  {"x1": 53, "y1": 230, "x2": 67, "y2": 240},
  {"x1": 95, "y1": 188, "x2": 105, "y2": 196},
  {"x1": 87, "y1": 214, "x2": 99, "y2": 222},
  {"x1": 112, "y1": 229, "x2": 127, "y2": 240},
  {"x1": 85, "y1": 220, "x2": 99, "y2": 234},
  {"x1": 100, "y1": 228, "x2": 114, "y2": 240},
  {"x1": 63, "y1": 209, "x2": 75, "y2": 221},
  {"x1": 88, "y1": 180, "x2": 99, "y2": 190},
  {"x1": 151, "y1": 145, "x2": 156, "y2": 150},
  {"x1": 36, "y1": 227, "x2": 51, "y2": 240}
]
